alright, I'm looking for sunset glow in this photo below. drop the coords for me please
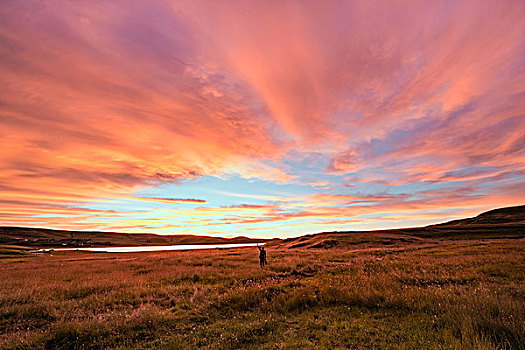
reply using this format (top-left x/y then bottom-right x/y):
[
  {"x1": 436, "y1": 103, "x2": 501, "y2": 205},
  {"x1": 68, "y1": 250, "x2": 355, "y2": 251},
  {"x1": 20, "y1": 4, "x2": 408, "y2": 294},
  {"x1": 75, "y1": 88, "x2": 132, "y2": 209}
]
[{"x1": 1, "y1": 1, "x2": 524, "y2": 238}]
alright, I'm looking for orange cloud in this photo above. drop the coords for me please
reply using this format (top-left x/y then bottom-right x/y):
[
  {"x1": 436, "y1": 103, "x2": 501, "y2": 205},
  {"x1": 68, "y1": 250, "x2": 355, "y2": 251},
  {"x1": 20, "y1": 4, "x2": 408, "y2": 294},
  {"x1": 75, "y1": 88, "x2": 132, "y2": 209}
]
[{"x1": 132, "y1": 197, "x2": 206, "y2": 204}]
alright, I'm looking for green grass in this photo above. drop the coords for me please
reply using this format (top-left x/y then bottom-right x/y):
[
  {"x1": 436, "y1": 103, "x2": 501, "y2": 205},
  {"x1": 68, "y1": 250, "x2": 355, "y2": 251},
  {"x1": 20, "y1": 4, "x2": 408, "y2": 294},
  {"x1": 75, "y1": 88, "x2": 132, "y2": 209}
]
[{"x1": 0, "y1": 239, "x2": 523, "y2": 349}]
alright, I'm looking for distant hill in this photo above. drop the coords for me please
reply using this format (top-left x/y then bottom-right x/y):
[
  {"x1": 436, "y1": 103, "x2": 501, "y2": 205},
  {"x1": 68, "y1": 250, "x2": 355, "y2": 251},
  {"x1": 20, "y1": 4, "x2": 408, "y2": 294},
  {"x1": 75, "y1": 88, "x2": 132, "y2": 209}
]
[
  {"x1": 0, "y1": 227, "x2": 269, "y2": 248},
  {"x1": 431, "y1": 205, "x2": 525, "y2": 227},
  {"x1": 2, "y1": 205, "x2": 523, "y2": 250},
  {"x1": 278, "y1": 205, "x2": 525, "y2": 250}
]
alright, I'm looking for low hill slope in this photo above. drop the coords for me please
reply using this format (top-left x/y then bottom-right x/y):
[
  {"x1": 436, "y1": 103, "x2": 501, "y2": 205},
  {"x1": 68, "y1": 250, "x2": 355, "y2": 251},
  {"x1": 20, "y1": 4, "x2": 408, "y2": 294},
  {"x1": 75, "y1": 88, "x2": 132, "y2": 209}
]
[
  {"x1": 0, "y1": 227, "x2": 269, "y2": 248},
  {"x1": 278, "y1": 205, "x2": 525, "y2": 250},
  {"x1": 432, "y1": 205, "x2": 525, "y2": 227}
]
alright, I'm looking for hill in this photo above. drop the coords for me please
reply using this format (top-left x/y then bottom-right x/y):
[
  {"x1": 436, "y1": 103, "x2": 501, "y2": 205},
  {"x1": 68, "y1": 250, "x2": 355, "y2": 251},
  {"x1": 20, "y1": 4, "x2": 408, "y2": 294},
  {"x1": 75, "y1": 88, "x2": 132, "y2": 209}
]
[
  {"x1": 0, "y1": 226, "x2": 269, "y2": 248},
  {"x1": 1, "y1": 205, "x2": 523, "y2": 250},
  {"x1": 432, "y1": 205, "x2": 525, "y2": 226},
  {"x1": 277, "y1": 205, "x2": 525, "y2": 250}
]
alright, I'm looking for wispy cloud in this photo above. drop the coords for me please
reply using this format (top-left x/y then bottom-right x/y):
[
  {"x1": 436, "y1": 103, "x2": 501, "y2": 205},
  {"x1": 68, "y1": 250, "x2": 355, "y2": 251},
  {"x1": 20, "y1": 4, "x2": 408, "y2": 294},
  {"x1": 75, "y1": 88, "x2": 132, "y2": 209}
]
[{"x1": 132, "y1": 196, "x2": 206, "y2": 204}]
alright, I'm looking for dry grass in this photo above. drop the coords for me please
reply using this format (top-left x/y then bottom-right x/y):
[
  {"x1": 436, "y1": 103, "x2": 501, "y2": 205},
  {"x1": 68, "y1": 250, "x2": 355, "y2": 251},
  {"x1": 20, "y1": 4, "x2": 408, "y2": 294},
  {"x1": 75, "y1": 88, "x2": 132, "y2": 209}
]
[{"x1": 0, "y1": 238, "x2": 523, "y2": 349}]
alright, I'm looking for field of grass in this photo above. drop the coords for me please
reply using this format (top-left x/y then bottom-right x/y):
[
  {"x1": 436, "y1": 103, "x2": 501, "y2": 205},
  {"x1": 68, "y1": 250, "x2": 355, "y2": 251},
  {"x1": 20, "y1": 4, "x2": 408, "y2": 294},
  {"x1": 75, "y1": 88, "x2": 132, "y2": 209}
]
[{"x1": 1, "y1": 238, "x2": 523, "y2": 349}]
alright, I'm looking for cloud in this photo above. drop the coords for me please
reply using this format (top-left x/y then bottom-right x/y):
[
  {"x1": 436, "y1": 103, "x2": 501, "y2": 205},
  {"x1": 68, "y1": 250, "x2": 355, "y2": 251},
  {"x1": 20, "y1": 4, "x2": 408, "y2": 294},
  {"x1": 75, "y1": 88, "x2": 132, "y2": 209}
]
[
  {"x1": 132, "y1": 196, "x2": 206, "y2": 204},
  {"x1": 0, "y1": 0, "x2": 524, "y2": 235}
]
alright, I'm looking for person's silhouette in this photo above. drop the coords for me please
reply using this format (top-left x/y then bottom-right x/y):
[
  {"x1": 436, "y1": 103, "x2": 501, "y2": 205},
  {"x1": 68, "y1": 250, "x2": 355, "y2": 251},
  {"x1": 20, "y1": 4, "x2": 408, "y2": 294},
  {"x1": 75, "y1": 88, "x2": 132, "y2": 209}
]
[{"x1": 257, "y1": 245, "x2": 267, "y2": 268}]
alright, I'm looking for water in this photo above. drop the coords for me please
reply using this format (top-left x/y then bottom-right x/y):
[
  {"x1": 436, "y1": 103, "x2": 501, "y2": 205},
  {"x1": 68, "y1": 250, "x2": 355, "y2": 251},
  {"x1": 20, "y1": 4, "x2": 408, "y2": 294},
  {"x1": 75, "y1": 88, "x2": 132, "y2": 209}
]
[{"x1": 39, "y1": 243, "x2": 263, "y2": 253}]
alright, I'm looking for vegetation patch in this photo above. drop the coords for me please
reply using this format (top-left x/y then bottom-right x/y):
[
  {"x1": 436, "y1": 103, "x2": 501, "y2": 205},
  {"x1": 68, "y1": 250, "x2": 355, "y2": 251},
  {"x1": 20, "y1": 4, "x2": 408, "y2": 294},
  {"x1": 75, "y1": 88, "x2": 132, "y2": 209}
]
[
  {"x1": 308, "y1": 240, "x2": 339, "y2": 249},
  {"x1": 0, "y1": 239, "x2": 523, "y2": 349}
]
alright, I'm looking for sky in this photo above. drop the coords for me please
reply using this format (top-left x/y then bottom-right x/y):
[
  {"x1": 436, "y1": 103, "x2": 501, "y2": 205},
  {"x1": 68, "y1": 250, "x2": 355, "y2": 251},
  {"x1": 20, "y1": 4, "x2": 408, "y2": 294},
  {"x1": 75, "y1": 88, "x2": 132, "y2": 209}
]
[{"x1": 1, "y1": 0, "x2": 524, "y2": 238}]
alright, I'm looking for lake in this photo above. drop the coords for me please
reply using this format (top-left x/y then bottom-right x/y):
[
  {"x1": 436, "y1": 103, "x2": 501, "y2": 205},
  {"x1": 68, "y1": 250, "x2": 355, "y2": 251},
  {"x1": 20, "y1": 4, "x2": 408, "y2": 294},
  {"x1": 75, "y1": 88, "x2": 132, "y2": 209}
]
[{"x1": 39, "y1": 243, "x2": 263, "y2": 253}]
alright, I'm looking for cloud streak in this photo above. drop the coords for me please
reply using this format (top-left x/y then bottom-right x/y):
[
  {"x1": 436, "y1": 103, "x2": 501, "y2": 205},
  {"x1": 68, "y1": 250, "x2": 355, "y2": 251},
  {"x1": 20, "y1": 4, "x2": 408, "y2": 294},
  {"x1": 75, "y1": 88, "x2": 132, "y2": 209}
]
[{"x1": 132, "y1": 197, "x2": 206, "y2": 204}]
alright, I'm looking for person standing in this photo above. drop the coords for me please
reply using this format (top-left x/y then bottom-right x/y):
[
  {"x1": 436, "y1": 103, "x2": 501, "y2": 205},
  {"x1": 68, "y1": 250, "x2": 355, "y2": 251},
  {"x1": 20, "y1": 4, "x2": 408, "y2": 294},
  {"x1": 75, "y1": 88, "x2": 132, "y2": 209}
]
[{"x1": 257, "y1": 245, "x2": 267, "y2": 268}]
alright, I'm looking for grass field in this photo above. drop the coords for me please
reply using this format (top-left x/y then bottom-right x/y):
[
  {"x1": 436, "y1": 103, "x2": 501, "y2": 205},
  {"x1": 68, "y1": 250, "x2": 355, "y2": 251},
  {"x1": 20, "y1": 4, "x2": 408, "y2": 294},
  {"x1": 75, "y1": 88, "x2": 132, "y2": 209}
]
[{"x1": 1, "y1": 238, "x2": 524, "y2": 349}]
